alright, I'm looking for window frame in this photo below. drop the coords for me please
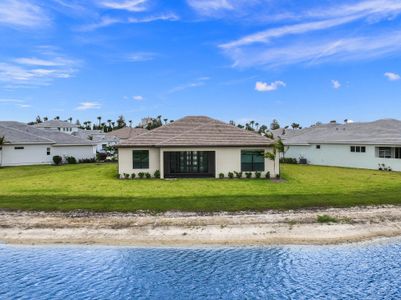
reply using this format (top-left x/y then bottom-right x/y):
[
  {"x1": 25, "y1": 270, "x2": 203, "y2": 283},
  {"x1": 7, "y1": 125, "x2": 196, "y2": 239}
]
[
  {"x1": 316, "y1": 145, "x2": 321, "y2": 149},
  {"x1": 14, "y1": 146, "x2": 24, "y2": 150},
  {"x1": 378, "y1": 147, "x2": 392, "y2": 159},
  {"x1": 241, "y1": 150, "x2": 265, "y2": 172},
  {"x1": 132, "y1": 150, "x2": 149, "y2": 169}
]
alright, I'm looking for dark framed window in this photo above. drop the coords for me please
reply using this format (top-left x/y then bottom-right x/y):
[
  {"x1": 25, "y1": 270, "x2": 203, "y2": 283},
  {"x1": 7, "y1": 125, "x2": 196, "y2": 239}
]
[
  {"x1": 133, "y1": 150, "x2": 149, "y2": 169},
  {"x1": 396, "y1": 148, "x2": 401, "y2": 159},
  {"x1": 241, "y1": 150, "x2": 265, "y2": 171},
  {"x1": 316, "y1": 145, "x2": 321, "y2": 149},
  {"x1": 351, "y1": 146, "x2": 366, "y2": 153},
  {"x1": 378, "y1": 147, "x2": 392, "y2": 158},
  {"x1": 46, "y1": 148, "x2": 51, "y2": 155},
  {"x1": 14, "y1": 146, "x2": 24, "y2": 150}
]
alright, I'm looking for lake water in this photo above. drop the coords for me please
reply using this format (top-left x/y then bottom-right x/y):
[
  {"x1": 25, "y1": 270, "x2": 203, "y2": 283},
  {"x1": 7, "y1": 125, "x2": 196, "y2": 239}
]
[{"x1": 0, "y1": 239, "x2": 400, "y2": 299}]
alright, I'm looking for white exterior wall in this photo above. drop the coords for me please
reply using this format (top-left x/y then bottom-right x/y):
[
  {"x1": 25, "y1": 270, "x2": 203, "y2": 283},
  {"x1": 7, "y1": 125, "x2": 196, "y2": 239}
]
[
  {"x1": 118, "y1": 147, "x2": 160, "y2": 176},
  {"x1": 52, "y1": 145, "x2": 96, "y2": 161},
  {"x1": 0, "y1": 144, "x2": 52, "y2": 166},
  {"x1": 285, "y1": 144, "x2": 401, "y2": 171},
  {"x1": 118, "y1": 146, "x2": 279, "y2": 178}
]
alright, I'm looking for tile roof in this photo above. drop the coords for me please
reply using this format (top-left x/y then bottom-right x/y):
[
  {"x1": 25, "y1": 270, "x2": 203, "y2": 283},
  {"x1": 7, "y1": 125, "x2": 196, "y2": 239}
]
[
  {"x1": 34, "y1": 120, "x2": 79, "y2": 128},
  {"x1": 279, "y1": 119, "x2": 401, "y2": 145},
  {"x1": 119, "y1": 116, "x2": 273, "y2": 147},
  {"x1": 0, "y1": 121, "x2": 94, "y2": 146},
  {"x1": 106, "y1": 127, "x2": 148, "y2": 139}
]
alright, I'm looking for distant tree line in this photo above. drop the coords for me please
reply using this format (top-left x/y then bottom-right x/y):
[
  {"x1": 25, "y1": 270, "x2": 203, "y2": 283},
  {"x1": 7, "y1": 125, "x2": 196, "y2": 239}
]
[{"x1": 28, "y1": 115, "x2": 173, "y2": 132}]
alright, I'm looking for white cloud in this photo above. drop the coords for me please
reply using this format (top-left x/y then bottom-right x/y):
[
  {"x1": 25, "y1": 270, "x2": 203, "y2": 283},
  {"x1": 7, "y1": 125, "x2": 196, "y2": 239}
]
[
  {"x1": 187, "y1": 0, "x2": 233, "y2": 14},
  {"x1": 331, "y1": 80, "x2": 341, "y2": 89},
  {"x1": 219, "y1": 0, "x2": 401, "y2": 68},
  {"x1": 168, "y1": 77, "x2": 210, "y2": 94},
  {"x1": 0, "y1": 98, "x2": 31, "y2": 108},
  {"x1": 0, "y1": 0, "x2": 50, "y2": 28},
  {"x1": 132, "y1": 95, "x2": 144, "y2": 101},
  {"x1": 79, "y1": 13, "x2": 178, "y2": 31},
  {"x1": 384, "y1": 72, "x2": 400, "y2": 81},
  {"x1": 99, "y1": 0, "x2": 148, "y2": 12},
  {"x1": 127, "y1": 52, "x2": 157, "y2": 62},
  {"x1": 0, "y1": 51, "x2": 78, "y2": 87},
  {"x1": 255, "y1": 81, "x2": 285, "y2": 92},
  {"x1": 76, "y1": 102, "x2": 102, "y2": 110}
]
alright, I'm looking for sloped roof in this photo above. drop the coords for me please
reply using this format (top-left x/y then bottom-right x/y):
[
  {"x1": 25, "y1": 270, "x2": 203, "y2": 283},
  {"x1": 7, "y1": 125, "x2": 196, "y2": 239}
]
[
  {"x1": 119, "y1": 116, "x2": 274, "y2": 147},
  {"x1": 106, "y1": 127, "x2": 148, "y2": 139},
  {"x1": 281, "y1": 119, "x2": 401, "y2": 145},
  {"x1": 0, "y1": 122, "x2": 94, "y2": 146},
  {"x1": 34, "y1": 120, "x2": 78, "y2": 128}
]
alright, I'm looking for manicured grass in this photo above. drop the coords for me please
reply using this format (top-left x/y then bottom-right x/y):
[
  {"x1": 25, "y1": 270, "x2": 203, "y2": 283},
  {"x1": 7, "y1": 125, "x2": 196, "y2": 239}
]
[{"x1": 0, "y1": 163, "x2": 400, "y2": 212}]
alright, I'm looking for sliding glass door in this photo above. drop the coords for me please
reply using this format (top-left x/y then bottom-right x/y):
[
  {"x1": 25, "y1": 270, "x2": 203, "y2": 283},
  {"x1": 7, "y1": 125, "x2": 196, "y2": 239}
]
[{"x1": 164, "y1": 151, "x2": 215, "y2": 178}]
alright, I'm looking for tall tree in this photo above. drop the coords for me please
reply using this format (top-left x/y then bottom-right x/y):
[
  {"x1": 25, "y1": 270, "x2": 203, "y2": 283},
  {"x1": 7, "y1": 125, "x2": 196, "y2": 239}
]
[
  {"x1": 68, "y1": 117, "x2": 73, "y2": 123},
  {"x1": 54, "y1": 116, "x2": 60, "y2": 120},
  {"x1": 35, "y1": 116, "x2": 42, "y2": 124},
  {"x1": 116, "y1": 115, "x2": 126, "y2": 129},
  {"x1": 270, "y1": 119, "x2": 280, "y2": 130},
  {"x1": 291, "y1": 122, "x2": 300, "y2": 129},
  {"x1": 97, "y1": 116, "x2": 102, "y2": 127}
]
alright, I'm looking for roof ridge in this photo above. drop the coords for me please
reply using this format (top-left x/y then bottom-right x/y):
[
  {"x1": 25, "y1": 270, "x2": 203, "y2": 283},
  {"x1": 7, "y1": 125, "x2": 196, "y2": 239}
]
[{"x1": 155, "y1": 118, "x2": 216, "y2": 146}]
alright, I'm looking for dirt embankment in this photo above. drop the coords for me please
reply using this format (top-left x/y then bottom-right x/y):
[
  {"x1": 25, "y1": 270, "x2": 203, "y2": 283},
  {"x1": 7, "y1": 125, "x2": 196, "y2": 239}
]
[{"x1": 0, "y1": 206, "x2": 400, "y2": 246}]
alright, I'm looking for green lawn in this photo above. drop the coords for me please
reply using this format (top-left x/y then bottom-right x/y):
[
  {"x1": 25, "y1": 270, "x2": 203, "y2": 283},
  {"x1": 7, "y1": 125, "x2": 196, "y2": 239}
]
[{"x1": 0, "y1": 163, "x2": 400, "y2": 212}]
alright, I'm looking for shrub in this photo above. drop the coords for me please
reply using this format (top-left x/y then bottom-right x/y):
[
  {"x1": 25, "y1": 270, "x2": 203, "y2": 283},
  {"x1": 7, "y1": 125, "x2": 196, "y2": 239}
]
[
  {"x1": 219, "y1": 173, "x2": 225, "y2": 179},
  {"x1": 317, "y1": 215, "x2": 338, "y2": 223},
  {"x1": 53, "y1": 155, "x2": 62, "y2": 165},
  {"x1": 65, "y1": 156, "x2": 77, "y2": 164},
  {"x1": 97, "y1": 152, "x2": 107, "y2": 161},
  {"x1": 280, "y1": 157, "x2": 298, "y2": 164},
  {"x1": 79, "y1": 158, "x2": 96, "y2": 163},
  {"x1": 255, "y1": 171, "x2": 261, "y2": 179},
  {"x1": 138, "y1": 172, "x2": 145, "y2": 179},
  {"x1": 234, "y1": 171, "x2": 243, "y2": 179},
  {"x1": 145, "y1": 172, "x2": 151, "y2": 179},
  {"x1": 131, "y1": 173, "x2": 136, "y2": 179},
  {"x1": 154, "y1": 170, "x2": 160, "y2": 179},
  {"x1": 228, "y1": 172, "x2": 234, "y2": 179},
  {"x1": 265, "y1": 171, "x2": 270, "y2": 179},
  {"x1": 245, "y1": 172, "x2": 252, "y2": 179},
  {"x1": 276, "y1": 174, "x2": 281, "y2": 179}
]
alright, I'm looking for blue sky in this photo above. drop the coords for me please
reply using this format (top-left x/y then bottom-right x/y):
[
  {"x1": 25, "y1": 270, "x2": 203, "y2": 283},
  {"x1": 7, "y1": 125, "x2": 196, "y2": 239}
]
[{"x1": 1, "y1": 0, "x2": 401, "y2": 127}]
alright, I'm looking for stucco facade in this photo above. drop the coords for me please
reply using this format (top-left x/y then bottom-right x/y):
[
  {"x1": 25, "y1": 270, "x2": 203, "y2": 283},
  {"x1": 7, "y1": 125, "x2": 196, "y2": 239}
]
[
  {"x1": 119, "y1": 146, "x2": 279, "y2": 178},
  {"x1": 285, "y1": 143, "x2": 401, "y2": 171},
  {"x1": 0, "y1": 144, "x2": 96, "y2": 167}
]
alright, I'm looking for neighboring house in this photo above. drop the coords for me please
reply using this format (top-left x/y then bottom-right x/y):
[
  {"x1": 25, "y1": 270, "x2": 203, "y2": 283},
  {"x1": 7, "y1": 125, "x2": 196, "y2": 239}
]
[
  {"x1": 73, "y1": 130, "x2": 119, "y2": 152},
  {"x1": 279, "y1": 119, "x2": 401, "y2": 171},
  {"x1": 0, "y1": 122, "x2": 96, "y2": 167},
  {"x1": 118, "y1": 116, "x2": 279, "y2": 179},
  {"x1": 34, "y1": 120, "x2": 79, "y2": 134},
  {"x1": 106, "y1": 127, "x2": 148, "y2": 141}
]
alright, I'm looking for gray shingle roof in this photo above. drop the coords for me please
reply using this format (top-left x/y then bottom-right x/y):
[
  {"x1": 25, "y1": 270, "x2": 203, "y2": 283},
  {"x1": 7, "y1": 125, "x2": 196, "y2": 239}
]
[
  {"x1": 119, "y1": 116, "x2": 274, "y2": 147},
  {"x1": 0, "y1": 122, "x2": 94, "y2": 146},
  {"x1": 34, "y1": 120, "x2": 78, "y2": 128},
  {"x1": 280, "y1": 119, "x2": 401, "y2": 145},
  {"x1": 106, "y1": 127, "x2": 148, "y2": 139}
]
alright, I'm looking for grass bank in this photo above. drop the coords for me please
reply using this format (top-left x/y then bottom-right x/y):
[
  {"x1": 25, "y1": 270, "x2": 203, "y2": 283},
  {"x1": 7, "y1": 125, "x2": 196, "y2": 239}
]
[{"x1": 0, "y1": 163, "x2": 400, "y2": 212}]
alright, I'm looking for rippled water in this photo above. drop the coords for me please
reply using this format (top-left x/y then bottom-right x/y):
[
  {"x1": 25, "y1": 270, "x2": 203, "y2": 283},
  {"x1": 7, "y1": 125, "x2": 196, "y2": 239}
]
[{"x1": 0, "y1": 239, "x2": 400, "y2": 299}]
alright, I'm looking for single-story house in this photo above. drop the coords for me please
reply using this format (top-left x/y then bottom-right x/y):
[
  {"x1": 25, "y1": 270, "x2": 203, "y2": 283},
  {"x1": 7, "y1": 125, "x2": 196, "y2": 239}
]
[
  {"x1": 0, "y1": 121, "x2": 96, "y2": 166},
  {"x1": 278, "y1": 119, "x2": 401, "y2": 171},
  {"x1": 34, "y1": 119, "x2": 79, "y2": 134},
  {"x1": 118, "y1": 116, "x2": 279, "y2": 178},
  {"x1": 73, "y1": 129, "x2": 119, "y2": 152}
]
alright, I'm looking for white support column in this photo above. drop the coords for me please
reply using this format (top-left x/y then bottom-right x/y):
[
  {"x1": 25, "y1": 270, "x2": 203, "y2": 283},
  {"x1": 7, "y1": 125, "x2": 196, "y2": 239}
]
[{"x1": 159, "y1": 148, "x2": 164, "y2": 179}]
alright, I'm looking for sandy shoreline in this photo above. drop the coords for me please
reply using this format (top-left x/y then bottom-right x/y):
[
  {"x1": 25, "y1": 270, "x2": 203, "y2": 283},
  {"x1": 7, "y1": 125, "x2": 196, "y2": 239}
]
[{"x1": 0, "y1": 206, "x2": 400, "y2": 246}]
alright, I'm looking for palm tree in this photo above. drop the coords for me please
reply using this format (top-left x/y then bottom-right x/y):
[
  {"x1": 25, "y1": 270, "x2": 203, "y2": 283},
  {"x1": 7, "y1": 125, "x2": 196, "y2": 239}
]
[
  {"x1": 54, "y1": 116, "x2": 60, "y2": 120},
  {"x1": 163, "y1": 118, "x2": 168, "y2": 125},
  {"x1": 97, "y1": 116, "x2": 102, "y2": 127},
  {"x1": 265, "y1": 139, "x2": 285, "y2": 178},
  {"x1": 129, "y1": 120, "x2": 132, "y2": 128},
  {"x1": 43, "y1": 116, "x2": 48, "y2": 121},
  {"x1": 68, "y1": 117, "x2": 73, "y2": 123}
]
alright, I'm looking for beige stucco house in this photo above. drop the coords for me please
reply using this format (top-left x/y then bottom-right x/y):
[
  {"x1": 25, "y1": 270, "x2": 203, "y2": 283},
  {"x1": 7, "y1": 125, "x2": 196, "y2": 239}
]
[{"x1": 118, "y1": 116, "x2": 279, "y2": 178}]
